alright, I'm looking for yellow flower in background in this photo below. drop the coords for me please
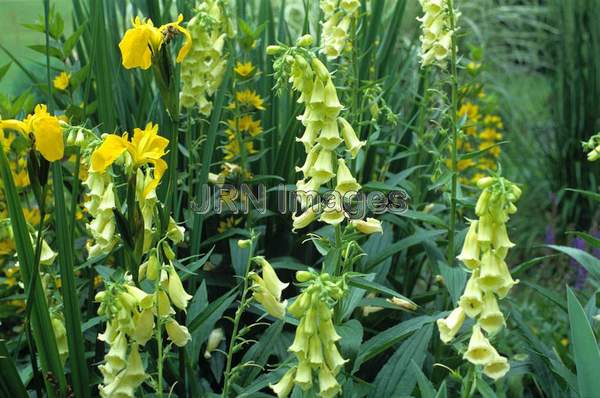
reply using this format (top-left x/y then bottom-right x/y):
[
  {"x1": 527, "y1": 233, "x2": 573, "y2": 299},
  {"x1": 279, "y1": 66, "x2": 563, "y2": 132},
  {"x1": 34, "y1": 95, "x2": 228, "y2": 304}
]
[
  {"x1": 0, "y1": 104, "x2": 64, "y2": 162},
  {"x1": 119, "y1": 15, "x2": 192, "y2": 70},
  {"x1": 458, "y1": 102, "x2": 481, "y2": 122},
  {"x1": 229, "y1": 90, "x2": 266, "y2": 110},
  {"x1": 53, "y1": 72, "x2": 70, "y2": 91},
  {"x1": 234, "y1": 61, "x2": 255, "y2": 77},
  {"x1": 479, "y1": 128, "x2": 502, "y2": 141},
  {"x1": 91, "y1": 122, "x2": 168, "y2": 197},
  {"x1": 479, "y1": 141, "x2": 500, "y2": 158},
  {"x1": 227, "y1": 115, "x2": 263, "y2": 137},
  {"x1": 217, "y1": 216, "x2": 242, "y2": 233}
]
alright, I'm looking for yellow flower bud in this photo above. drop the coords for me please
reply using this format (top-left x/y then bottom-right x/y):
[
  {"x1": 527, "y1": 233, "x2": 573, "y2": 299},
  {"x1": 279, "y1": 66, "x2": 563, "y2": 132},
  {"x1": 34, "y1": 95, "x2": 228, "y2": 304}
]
[
  {"x1": 311, "y1": 58, "x2": 330, "y2": 81},
  {"x1": 292, "y1": 206, "x2": 319, "y2": 231},
  {"x1": 288, "y1": 292, "x2": 311, "y2": 318},
  {"x1": 254, "y1": 257, "x2": 288, "y2": 300},
  {"x1": 296, "y1": 271, "x2": 315, "y2": 283},
  {"x1": 437, "y1": 306, "x2": 465, "y2": 343},
  {"x1": 478, "y1": 293, "x2": 505, "y2": 334},
  {"x1": 266, "y1": 45, "x2": 285, "y2": 55},
  {"x1": 237, "y1": 239, "x2": 252, "y2": 248},
  {"x1": 457, "y1": 220, "x2": 480, "y2": 269},
  {"x1": 459, "y1": 273, "x2": 483, "y2": 318},
  {"x1": 204, "y1": 328, "x2": 225, "y2": 359},
  {"x1": 335, "y1": 158, "x2": 361, "y2": 196},
  {"x1": 167, "y1": 217, "x2": 185, "y2": 243},
  {"x1": 146, "y1": 250, "x2": 160, "y2": 281},
  {"x1": 296, "y1": 34, "x2": 314, "y2": 47},
  {"x1": 165, "y1": 318, "x2": 191, "y2": 347},
  {"x1": 463, "y1": 325, "x2": 496, "y2": 365},
  {"x1": 475, "y1": 189, "x2": 490, "y2": 216},
  {"x1": 124, "y1": 285, "x2": 154, "y2": 309},
  {"x1": 476, "y1": 176, "x2": 494, "y2": 189}
]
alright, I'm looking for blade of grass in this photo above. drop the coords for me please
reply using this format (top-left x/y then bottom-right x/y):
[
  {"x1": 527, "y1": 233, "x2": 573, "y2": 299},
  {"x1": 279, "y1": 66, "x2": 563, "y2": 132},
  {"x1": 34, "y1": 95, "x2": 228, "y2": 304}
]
[{"x1": 0, "y1": 340, "x2": 28, "y2": 398}]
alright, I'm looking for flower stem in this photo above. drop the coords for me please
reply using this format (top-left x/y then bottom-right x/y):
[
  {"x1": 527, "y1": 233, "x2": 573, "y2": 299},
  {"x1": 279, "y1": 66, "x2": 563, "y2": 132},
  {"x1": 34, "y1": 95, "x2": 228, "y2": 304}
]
[
  {"x1": 447, "y1": 0, "x2": 460, "y2": 267},
  {"x1": 222, "y1": 238, "x2": 255, "y2": 397}
]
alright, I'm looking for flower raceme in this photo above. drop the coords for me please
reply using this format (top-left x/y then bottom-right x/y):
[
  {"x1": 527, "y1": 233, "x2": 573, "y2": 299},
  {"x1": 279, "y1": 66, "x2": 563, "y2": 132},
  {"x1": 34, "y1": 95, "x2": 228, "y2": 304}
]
[
  {"x1": 90, "y1": 122, "x2": 168, "y2": 198},
  {"x1": 0, "y1": 104, "x2": 64, "y2": 162},
  {"x1": 319, "y1": 0, "x2": 360, "y2": 60},
  {"x1": 271, "y1": 270, "x2": 348, "y2": 398},
  {"x1": 119, "y1": 14, "x2": 192, "y2": 70},
  {"x1": 437, "y1": 175, "x2": 520, "y2": 380},
  {"x1": 417, "y1": 0, "x2": 458, "y2": 67}
]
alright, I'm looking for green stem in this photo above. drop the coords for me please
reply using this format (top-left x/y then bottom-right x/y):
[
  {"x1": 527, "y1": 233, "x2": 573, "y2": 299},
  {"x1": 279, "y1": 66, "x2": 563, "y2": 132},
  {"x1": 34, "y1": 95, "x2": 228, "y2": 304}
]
[
  {"x1": 222, "y1": 239, "x2": 255, "y2": 397},
  {"x1": 446, "y1": 0, "x2": 460, "y2": 268}
]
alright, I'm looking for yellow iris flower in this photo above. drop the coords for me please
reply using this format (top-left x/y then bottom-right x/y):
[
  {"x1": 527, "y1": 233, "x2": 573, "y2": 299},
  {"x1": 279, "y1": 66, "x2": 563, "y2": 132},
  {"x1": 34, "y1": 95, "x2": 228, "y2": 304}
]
[
  {"x1": 90, "y1": 123, "x2": 169, "y2": 198},
  {"x1": 0, "y1": 104, "x2": 64, "y2": 162},
  {"x1": 119, "y1": 14, "x2": 192, "y2": 70}
]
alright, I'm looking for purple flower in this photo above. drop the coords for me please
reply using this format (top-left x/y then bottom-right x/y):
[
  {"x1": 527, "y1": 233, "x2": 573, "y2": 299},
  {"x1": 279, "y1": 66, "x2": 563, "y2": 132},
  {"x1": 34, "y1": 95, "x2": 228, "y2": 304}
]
[{"x1": 569, "y1": 237, "x2": 588, "y2": 290}]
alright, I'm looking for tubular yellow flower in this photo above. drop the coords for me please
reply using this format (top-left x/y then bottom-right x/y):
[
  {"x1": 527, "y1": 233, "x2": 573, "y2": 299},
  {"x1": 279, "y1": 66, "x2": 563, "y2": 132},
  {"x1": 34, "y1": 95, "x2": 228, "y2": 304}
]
[
  {"x1": 483, "y1": 353, "x2": 510, "y2": 380},
  {"x1": 270, "y1": 367, "x2": 296, "y2": 398},
  {"x1": 204, "y1": 328, "x2": 225, "y2": 359},
  {"x1": 478, "y1": 292, "x2": 505, "y2": 334},
  {"x1": 459, "y1": 273, "x2": 483, "y2": 318},
  {"x1": 165, "y1": 318, "x2": 192, "y2": 347},
  {"x1": 463, "y1": 325, "x2": 496, "y2": 365},
  {"x1": 53, "y1": 72, "x2": 70, "y2": 90},
  {"x1": 457, "y1": 220, "x2": 480, "y2": 269},
  {"x1": 350, "y1": 217, "x2": 383, "y2": 235},
  {"x1": 437, "y1": 306, "x2": 465, "y2": 343},
  {"x1": 166, "y1": 263, "x2": 193, "y2": 310}
]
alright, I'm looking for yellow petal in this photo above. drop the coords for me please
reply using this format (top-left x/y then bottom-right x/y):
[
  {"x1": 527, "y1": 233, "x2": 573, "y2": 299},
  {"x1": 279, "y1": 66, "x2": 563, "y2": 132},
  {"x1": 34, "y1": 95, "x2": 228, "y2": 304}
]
[
  {"x1": 31, "y1": 115, "x2": 64, "y2": 161},
  {"x1": 119, "y1": 18, "x2": 161, "y2": 70},
  {"x1": 91, "y1": 135, "x2": 127, "y2": 172}
]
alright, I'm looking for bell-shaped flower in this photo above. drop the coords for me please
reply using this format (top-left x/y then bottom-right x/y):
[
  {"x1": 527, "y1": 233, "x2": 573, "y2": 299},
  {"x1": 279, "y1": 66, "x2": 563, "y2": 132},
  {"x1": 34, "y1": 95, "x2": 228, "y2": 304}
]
[
  {"x1": 311, "y1": 58, "x2": 331, "y2": 81},
  {"x1": 124, "y1": 285, "x2": 153, "y2": 309},
  {"x1": 477, "y1": 214, "x2": 493, "y2": 244},
  {"x1": 492, "y1": 222, "x2": 514, "y2": 251},
  {"x1": 318, "y1": 365, "x2": 341, "y2": 398},
  {"x1": 338, "y1": 117, "x2": 365, "y2": 158},
  {"x1": 496, "y1": 263, "x2": 519, "y2": 299},
  {"x1": 167, "y1": 217, "x2": 185, "y2": 244},
  {"x1": 204, "y1": 328, "x2": 225, "y2": 359},
  {"x1": 270, "y1": 367, "x2": 296, "y2": 398},
  {"x1": 483, "y1": 353, "x2": 510, "y2": 380},
  {"x1": 105, "y1": 332, "x2": 128, "y2": 371},
  {"x1": 457, "y1": 220, "x2": 479, "y2": 269},
  {"x1": 292, "y1": 206, "x2": 319, "y2": 231},
  {"x1": 156, "y1": 290, "x2": 175, "y2": 316},
  {"x1": 309, "y1": 148, "x2": 335, "y2": 182},
  {"x1": 296, "y1": 144, "x2": 321, "y2": 177},
  {"x1": 288, "y1": 292, "x2": 312, "y2": 318},
  {"x1": 463, "y1": 325, "x2": 496, "y2": 365},
  {"x1": 350, "y1": 217, "x2": 383, "y2": 235},
  {"x1": 132, "y1": 308, "x2": 154, "y2": 345},
  {"x1": 249, "y1": 273, "x2": 287, "y2": 319},
  {"x1": 167, "y1": 263, "x2": 192, "y2": 310},
  {"x1": 323, "y1": 79, "x2": 342, "y2": 110},
  {"x1": 478, "y1": 293, "x2": 505, "y2": 334},
  {"x1": 297, "y1": 122, "x2": 320, "y2": 152},
  {"x1": 478, "y1": 251, "x2": 508, "y2": 292},
  {"x1": 437, "y1": 306, "x2": 465, "y2": 343},
  {"x1": 335, "y1": 158, "x2": 361, "y2": 196},
  {"x1": 317, "y1": 120, "x2": 343, "y2": 150},
  {"x1": 308, "y1": 334, "x2": 324, "y2": 365},
  {"x1": 319, "y1": 317, "x2": 342, "y2": 344},
  {"x1": 324, "y1": 343, "x2": 348, "y2": 375},
  {"x1": 475, "y1": 189, "x2": 490, "y2": 217},
  {"x1": 165, "y1": 318, "x2": 191, "y2": 347},
  {"x1": 320, "y1": 192, "x2": 345, "y2": 225},
  {"x1": 310, "y1": 78, "x2": 326, "y2": 104},
  {"x1": 459, "y1": 273, "x2": 483, "y2": 317},
  {"x1": 254, "y1": 257, "x2": 288, "y2": 300},
  {"x1": 294, "y1": 360, "x2": 313, "y2": 391}
]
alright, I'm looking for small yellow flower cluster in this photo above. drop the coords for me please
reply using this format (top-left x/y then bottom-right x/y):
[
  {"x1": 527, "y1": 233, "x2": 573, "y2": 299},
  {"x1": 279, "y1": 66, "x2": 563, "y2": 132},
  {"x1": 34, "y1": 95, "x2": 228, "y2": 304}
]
[
  {"x1": 53, "y1": 71, "x2": 70, "y2": 91},
  {"x1": 217, "y1": 215, "x2": 242, "y2": 233},
  {"x1": 181, "y1": 0, "x2": 232, "y2": 114},
  {"x1": 119, "y1": 15, "x2": 192, "y2": 70},
  {"x1": 271, "y1": 271, "x2": 347, "y2": 398},
  {"x1": 453, "y1": 94, "x2": 505, "y2": 184},
  {"x1": 437, "y1": 176, "x2": 521, "y2": 380},
  {"x1": 417, "y1": 0, "x2": 457, "y2": 67},
  {"x1": 319, "y1": 0, "x2": 360, "y2": 59},
  {"x1": 249, "y1": 256, "x2": 288, "y2": 319}
]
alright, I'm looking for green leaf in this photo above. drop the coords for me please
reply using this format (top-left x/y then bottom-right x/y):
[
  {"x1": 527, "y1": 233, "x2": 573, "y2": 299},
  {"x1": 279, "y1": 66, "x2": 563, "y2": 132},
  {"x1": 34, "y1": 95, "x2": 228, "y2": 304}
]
[
  {"x1": 438, "y1": 261, "x2": 467, "y2": 305},
  {"x1": 371, "y1": 323, "x2": 433, "y2": 396},
  {"x1": 548, "y1": 244, "x2": 600, "y2": 282},
  {"x1": 521, "y1": 280, "x2": 567, "y2": 311},
  {"x1": 412, "y1": 360, "x2": 436, "y2": 398},
  {"x1": 28, "y1": 45, "x2": 63, "y2": 60},
  {"x1": 365, "y1": 229, "x2": 445, "y2": 271},
  {"x1": 475, "y1": 377, "x2": 496, "y2": 398},
  {"x1": 0, "y1": 147, "x2": 66, "y2": 396},
  {"x1": 0, "y1": 62, "x2": 11, "y2": 81},
  {"x1": 51, "y1": 162, "x2": 90, "y2": 398},
  {"x1": 348, "y1": 275, "x2": 416, "y2": 306},
  {"x1": 565, "y1": 188, "x2": 600, "y2": 202},
  {"x1": 352, "y1": 314, "x2": 437, "y2": 373},
  {"x1": 0, "y1": 340, "x2": 28, "y2": 398},
  {"x1": 63, "y1": 21, "x2": 87, "y2": 55},
  {"x1": 238, "y1": 320, "x2": 285, "y2": 386},
  {"x1": 512, "y1": 254, "x2": 559, "y2": 276},
  {"x1": 568, "y1": 231, "x2": 600, "y2": 250},
  {"x1": 567, "y1": 287, "x2": 600, "y2": 398}
]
